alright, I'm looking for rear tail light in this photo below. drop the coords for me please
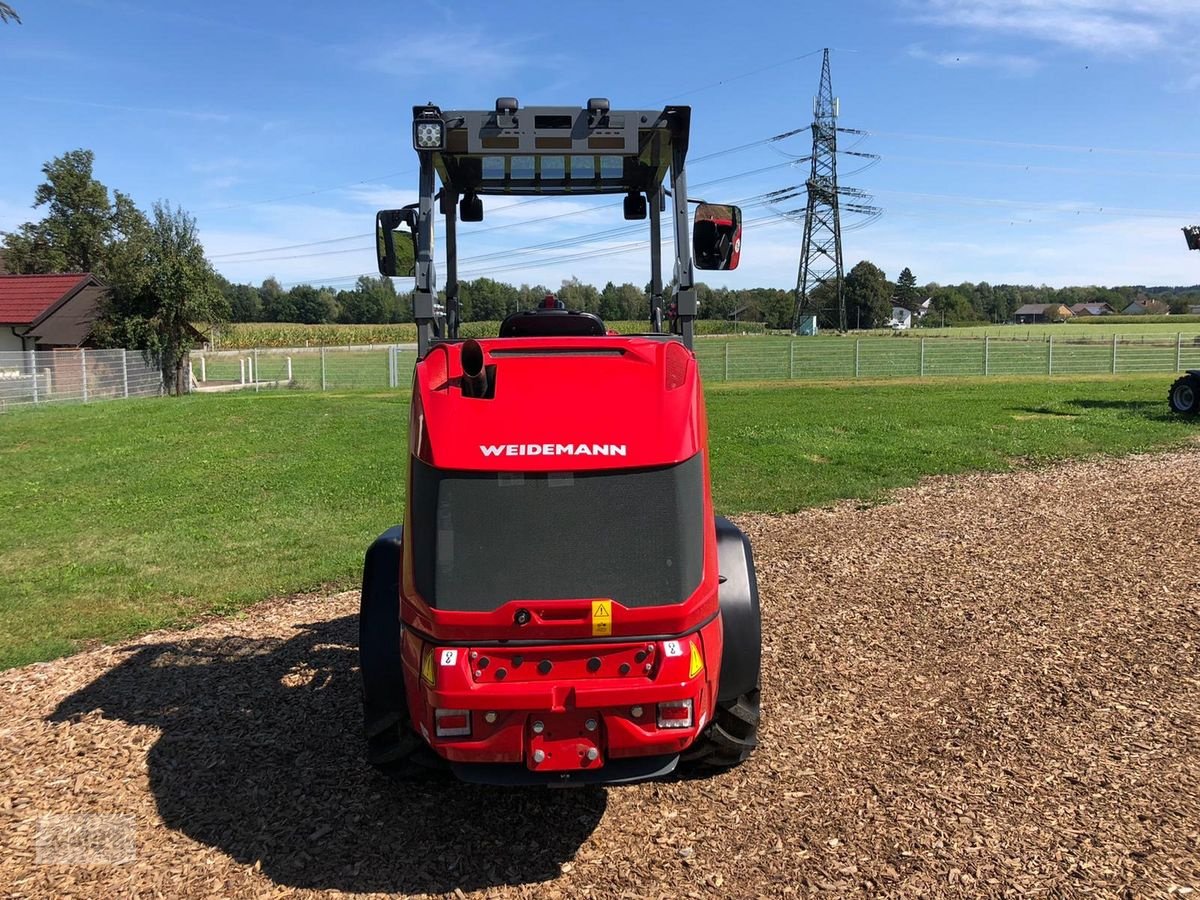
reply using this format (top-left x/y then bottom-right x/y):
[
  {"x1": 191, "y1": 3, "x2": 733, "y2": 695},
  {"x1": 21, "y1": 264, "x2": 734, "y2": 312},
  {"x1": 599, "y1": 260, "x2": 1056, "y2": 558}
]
[
  {"x1": 434, "y1": 709, "x2": 471, "y2": 738},
  {"x1": 656, "y1": 699, "x2": 694, "y2": 729}
]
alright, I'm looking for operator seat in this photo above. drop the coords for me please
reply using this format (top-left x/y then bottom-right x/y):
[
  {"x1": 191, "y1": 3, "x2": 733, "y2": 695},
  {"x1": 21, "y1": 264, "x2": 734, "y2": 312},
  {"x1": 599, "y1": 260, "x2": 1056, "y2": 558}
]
[{"x1": 499, "y1": 308, "x2": 607, "y2": 338}]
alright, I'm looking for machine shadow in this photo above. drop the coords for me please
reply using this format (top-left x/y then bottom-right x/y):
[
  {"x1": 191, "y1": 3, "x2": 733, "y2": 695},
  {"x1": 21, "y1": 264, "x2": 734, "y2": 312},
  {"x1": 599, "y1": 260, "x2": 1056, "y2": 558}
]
[{"x1": 49, "y1": 615, "x2": 605, "y2": 894}]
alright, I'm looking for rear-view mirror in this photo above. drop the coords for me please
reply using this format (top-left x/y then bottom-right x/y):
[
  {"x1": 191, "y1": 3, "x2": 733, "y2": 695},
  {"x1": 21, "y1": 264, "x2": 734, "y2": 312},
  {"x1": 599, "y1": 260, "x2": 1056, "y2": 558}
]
[
  {"x1": 692, "y1": 203, "x2": 742, "y2": 271},
  {"x1": 376, "y1": 209, "x2": 417, "y2": 277}
]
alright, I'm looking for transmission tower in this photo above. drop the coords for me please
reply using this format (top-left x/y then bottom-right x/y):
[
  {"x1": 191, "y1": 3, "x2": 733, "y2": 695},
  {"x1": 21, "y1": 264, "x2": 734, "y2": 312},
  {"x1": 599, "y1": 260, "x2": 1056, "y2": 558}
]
[{"x1": 791, "y1": 48, "x2": 873, "y2": 332}]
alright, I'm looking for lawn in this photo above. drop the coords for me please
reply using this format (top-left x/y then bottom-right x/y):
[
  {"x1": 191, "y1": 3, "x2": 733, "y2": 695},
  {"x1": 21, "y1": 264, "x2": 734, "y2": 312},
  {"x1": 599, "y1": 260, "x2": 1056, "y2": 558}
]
[{"x1": 0, "y1": 375, "x2": 1194, "y2": 668}]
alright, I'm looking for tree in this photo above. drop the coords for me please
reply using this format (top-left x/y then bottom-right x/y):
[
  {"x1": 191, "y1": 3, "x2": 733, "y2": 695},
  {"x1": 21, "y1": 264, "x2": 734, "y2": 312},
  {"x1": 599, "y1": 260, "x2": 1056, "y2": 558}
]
[
  {"x1": 286, "y1": 284, "x2": 336, "y2": 324},
  {"x1": 894, "y1": 267, "x2": 920, "y2": 312},
  {"x1": 0, "y1": 4, "x2": 19, "y2": 24},
  {"x1": 1, "y1": 150, "x2": 134, "y2": 274},
  {"x1": 95, "y1": 202, "x2": 227, "y2": 394},
  {"x1": 844, "y1": 261, "x2": 892, "y2": 329},
  {"x1": 337, "y1": 275, "x2": 396, "y2": 324},
  {"x1": 558, "y1": 276, "x2": 599, "y2": 312}
]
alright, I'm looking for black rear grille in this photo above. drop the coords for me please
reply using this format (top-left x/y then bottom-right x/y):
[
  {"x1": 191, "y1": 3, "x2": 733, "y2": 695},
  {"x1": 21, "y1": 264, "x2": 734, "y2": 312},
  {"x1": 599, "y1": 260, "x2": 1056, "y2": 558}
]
[{"x1": 410, "y1": 454, "x2": 704, "y2": 612}]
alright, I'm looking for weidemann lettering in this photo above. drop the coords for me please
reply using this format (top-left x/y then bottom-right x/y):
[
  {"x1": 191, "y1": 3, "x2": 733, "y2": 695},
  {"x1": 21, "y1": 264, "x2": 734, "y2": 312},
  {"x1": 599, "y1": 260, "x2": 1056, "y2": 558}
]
[{"x1": 480, "y1": 444, "x2": 628, "y2": 457}]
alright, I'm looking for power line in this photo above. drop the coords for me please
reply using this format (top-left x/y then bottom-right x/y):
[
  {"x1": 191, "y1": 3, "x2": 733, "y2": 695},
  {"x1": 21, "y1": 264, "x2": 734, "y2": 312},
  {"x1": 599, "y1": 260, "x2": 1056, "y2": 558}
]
[
  {"x1": 203, "y1": 52, "x2": 822, "y2": 218},
  {"x1": 200, "y1": 169, "x2": 415, "y2": 213},
  {"x1": 211, "y1": 148, "x2": 810, "y2": 263}
]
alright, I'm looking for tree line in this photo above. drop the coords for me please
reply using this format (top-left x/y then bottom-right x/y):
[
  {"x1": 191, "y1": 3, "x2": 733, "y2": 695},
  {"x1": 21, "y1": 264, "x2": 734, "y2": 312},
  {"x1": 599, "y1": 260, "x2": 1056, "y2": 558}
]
[
  {"x1": 221, "y1": 262, "x2": 1200, "y2": 332},
  {"x1": 218, "y1": 273, "x2": 798, "y2": 328}
]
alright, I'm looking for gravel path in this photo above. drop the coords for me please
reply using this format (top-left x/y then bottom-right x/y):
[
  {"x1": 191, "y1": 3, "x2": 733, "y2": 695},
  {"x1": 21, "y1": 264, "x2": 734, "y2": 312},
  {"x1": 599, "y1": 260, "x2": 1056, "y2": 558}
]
[{"x1": 2, "y1": 450, "x2": 1198, "y2": 898}]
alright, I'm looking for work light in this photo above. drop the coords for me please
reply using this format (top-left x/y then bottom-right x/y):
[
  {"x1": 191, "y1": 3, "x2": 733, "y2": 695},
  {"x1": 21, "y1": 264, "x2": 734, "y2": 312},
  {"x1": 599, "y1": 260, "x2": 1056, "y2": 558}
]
[{"x1": 413, "y1": 118, "x2": 445, "y2": 151}]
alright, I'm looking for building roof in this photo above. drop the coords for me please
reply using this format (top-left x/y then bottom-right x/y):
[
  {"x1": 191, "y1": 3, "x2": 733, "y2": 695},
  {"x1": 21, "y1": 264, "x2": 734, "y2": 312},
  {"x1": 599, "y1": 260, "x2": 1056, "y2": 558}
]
[
  {"x1": 0, "y1": 273, "x2": 94, "y2": 325},
  {"x1": 1013, "y1": 304, "x2": 1055, "y2": 315},
  {"x1": 1069, "y1": 302, "x2": 1113, "y2": 314}
]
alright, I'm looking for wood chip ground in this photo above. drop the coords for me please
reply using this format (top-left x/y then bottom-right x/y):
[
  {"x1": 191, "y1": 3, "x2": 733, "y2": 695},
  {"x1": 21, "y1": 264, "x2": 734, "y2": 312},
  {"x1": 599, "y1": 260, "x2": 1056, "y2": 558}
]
[{"x1": 2, "y1": 450, "x2": 1198, "y2": 898}]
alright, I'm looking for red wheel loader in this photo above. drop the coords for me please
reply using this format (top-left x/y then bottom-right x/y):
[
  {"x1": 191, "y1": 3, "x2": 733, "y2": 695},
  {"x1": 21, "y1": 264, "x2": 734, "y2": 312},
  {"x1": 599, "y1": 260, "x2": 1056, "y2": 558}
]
[{"x1": 360, "y1": 98, "x2": 760, "y2": 785}]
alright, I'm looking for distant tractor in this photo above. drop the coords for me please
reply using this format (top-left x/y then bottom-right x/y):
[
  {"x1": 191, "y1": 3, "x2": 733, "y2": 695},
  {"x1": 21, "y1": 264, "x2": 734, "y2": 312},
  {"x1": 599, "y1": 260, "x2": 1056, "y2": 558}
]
[
  {"x1": 359, "y1": 98, "x2": 761, "y2": 786},
  {"x1": 1169, "y1": 226, "x2": 1200, "y2": 415}
]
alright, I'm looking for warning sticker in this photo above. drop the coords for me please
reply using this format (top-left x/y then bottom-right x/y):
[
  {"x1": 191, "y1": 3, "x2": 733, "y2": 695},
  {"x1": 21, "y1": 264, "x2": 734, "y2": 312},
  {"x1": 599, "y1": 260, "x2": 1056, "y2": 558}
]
[
  {"x1": 663, "y1": 640, "x2": 683, "y2": 657},
  {"x1": 591, "y1": 600, "x2": 612, "y2": 637},
  {"x1": 440, "y1": 649, "x2": 458, "y2": 666},
  {"x1": 689, "y1": 642, "x2": 704, "y2": 678}
]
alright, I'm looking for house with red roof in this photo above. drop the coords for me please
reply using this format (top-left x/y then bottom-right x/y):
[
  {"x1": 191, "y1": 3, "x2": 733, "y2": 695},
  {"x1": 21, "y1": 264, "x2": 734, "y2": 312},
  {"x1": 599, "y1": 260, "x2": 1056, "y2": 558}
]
[{"x1": 0, "y1": 273, "x2": 109, "y2": 353}]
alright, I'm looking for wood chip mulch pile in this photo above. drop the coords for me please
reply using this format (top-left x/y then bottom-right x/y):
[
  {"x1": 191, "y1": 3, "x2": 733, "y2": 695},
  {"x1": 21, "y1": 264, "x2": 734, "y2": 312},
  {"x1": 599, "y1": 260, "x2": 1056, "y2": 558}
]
[{"x1": 2, "y1": 450, "x2": 1198, "y2": 899}]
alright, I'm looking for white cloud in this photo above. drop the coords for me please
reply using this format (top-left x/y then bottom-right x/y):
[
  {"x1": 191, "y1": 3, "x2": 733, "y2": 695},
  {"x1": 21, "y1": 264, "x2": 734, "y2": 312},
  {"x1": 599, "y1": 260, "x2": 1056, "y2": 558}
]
[
  {"x1": 906, "y1": 43, "x2": 1041, "y2": 75},
  {"x1": 363, "y1": 31, "x2": 542, "y2": 79},
  {"x1": 18, "y1": 95, "x2": 231, "y2": 123},
  {"x1": 912, "y1": 0, "x2": 1190, "y2": 55}
]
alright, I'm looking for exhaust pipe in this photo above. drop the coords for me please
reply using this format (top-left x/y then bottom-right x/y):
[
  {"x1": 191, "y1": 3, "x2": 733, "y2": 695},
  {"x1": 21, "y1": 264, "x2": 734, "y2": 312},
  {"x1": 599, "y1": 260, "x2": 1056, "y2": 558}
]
[{"x1": 461, "y1": 339, "x2": 490, "y2": 398}]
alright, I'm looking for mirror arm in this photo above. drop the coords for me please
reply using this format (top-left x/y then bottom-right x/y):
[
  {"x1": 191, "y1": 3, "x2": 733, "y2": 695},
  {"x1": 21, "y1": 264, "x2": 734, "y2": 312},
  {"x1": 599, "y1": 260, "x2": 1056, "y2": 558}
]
[
  {"x1": 649, "y1": 186, "x2": 663, "y2": 333},
  {"x1": 444, "y1": 188, "x2": 460, "y2": 339},
  {"x1": 670, "y1": 144, "x2": 696, "y2": 350}
]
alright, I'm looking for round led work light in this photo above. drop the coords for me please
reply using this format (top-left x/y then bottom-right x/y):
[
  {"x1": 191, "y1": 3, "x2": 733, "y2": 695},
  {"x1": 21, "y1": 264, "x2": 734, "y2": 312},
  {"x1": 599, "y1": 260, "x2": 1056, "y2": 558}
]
[{"x1": 413, "y1": 119, "x2": 445, "y2": 151}]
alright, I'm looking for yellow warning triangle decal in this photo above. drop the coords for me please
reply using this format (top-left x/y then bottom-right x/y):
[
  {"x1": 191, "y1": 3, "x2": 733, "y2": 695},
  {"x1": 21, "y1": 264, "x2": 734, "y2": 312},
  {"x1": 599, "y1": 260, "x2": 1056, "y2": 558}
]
[
  {"x1": 421, "y1": 650, "x2": 436, "y2": 685},
  {"x1": 689, "y1": 642, "x2": 704, "y2": 678}
]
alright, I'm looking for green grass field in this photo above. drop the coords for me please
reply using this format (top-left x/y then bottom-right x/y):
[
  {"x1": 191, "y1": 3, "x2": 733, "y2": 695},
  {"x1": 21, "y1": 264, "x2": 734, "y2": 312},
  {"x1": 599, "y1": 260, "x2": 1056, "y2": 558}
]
[{"x1": 1, "y1": 375, "x2": 1194, "y2": 669}]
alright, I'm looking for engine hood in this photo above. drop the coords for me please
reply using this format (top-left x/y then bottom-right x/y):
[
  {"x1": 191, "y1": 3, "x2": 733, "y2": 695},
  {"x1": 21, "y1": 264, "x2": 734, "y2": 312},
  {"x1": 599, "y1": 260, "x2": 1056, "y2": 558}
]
[{"x1": 412, "y1": 335, "x2": 702, "y2": 472}]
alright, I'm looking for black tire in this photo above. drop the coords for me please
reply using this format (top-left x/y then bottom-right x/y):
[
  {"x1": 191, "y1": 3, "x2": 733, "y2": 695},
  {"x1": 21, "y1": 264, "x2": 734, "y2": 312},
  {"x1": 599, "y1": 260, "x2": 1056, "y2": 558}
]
[
  {"x1": 682, "y1": 688, "x2": 760, "y2": 770},
  {"x1": 359, "y1": 527, "x2": 440, "y2": 780},
  {"x1": 682, "y1": 517, "x2": 762, "y2": 771},
  {"x1": 1169, "y1": 374, "x2": 1200, "y2": 416}
]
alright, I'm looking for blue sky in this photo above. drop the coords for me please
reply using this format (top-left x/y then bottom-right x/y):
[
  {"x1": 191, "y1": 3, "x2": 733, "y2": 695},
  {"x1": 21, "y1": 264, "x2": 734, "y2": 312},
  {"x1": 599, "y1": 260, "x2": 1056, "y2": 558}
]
[{"x1": 3, "y1": 0, "x2": 1199, "y2": 293}]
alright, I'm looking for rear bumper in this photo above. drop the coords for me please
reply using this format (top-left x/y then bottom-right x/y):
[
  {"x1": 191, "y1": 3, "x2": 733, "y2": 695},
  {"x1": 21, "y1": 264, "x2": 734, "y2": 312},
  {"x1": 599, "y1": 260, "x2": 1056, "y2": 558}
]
[
  {"x1": 451, "y1": 754, "x2": 679, "y2": 787},
  {"x1": 401, "y1": 627, "x2": 722, "y2": 783}
]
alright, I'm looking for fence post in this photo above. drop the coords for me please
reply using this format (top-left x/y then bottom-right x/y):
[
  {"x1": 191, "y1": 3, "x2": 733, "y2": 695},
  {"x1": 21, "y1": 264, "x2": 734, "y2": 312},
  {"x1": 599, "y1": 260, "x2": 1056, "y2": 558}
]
[
  {"x1": 239, "y1": 358, "x2": 246, "y2": 385},
  {"x1": 253, "y1": 348, "x2": 260, "y2": 393},
  {"x1": 1177, "y1": 332, "x2": 1183, "y2": 372},
  {"x1": 121, "y1": 350, "x2": 129, "y2": 398},
  {"x1": 1112, "y1": 334, "x2": 1118, "y2": 374},
  {"x1": 80, "y1": 349, "x2": 88, "y2": 402},
  {"x1": 286, "y1": 356, "x2": 293, "y2": 383},
  {"x1": 724, "y1": 342, "x2": 730, "y2": 381},
  {"x1": 28, "y1": 350, "x2": 39, "y2": 404},
  {"x1": 789, "y1": 340, "x2": 795, "y2": 379},
  {"x1": 320, "y1": 347, "x2": 327, "y2": 391},
  {"x1": 983, "y1": 336, "x2": 990, "y2": 376},
  {"x1": 855, "y1": 339, "x2": 860, "y2": 378},
  {"x1": 199, "y1": 353, "x2": 206, "y2": 383},
  {"x1": 1048, "y1": 335, "x2": 1054, "y2": 376},
  {"x1": 920, "y1": 338, "x2": 925, "y2": 377}
]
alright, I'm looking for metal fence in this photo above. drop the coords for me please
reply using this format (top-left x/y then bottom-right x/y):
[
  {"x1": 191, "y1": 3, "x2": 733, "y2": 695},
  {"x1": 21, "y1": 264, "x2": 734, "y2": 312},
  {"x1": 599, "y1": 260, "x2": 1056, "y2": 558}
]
[
  {"x1": 190, "y1": 345, "x2": 419, "y2": 393},
  {"x1": 188, "y1": 332, "x2": 1200, "y2": 395},
  {"x1": 0, "y1": 349, "x2": 164, "y2": 411},
  {"x1": 693, "y1": 332, "x2": 1200, "y2": 382}
]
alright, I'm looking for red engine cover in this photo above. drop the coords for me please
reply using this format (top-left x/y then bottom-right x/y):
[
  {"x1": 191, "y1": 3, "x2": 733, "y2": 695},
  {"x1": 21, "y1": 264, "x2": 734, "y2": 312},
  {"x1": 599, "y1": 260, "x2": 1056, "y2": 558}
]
[{"x1": 413, "y1": 336, "x2": 701, "y2": 472}]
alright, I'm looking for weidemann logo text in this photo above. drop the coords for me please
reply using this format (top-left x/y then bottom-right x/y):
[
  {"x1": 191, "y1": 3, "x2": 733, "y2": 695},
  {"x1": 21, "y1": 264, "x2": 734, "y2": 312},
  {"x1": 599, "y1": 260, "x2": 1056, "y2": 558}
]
[{"x1": 481, "y1": 444, "x2": 628, "y2": 457}]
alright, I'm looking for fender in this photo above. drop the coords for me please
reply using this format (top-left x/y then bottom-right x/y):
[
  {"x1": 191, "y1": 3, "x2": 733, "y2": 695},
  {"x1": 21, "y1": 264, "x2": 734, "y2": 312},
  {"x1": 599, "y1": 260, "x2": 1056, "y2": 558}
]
[
  {"x1": 714, "y1": 516, "x2": 761, "y2": 702},
  {"x1": 360, "y1": 526, "x2": 406, "y2": 717}
]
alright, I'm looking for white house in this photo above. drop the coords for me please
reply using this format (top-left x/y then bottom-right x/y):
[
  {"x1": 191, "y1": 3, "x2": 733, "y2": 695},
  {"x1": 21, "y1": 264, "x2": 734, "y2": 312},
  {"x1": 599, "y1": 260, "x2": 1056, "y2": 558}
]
[{"x1": 889, "y1": 307, "x2": 913, "y2": 330}]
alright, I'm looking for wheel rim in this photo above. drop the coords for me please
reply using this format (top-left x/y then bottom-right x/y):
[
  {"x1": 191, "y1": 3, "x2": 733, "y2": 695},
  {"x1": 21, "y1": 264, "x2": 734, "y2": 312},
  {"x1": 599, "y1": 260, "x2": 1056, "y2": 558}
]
[{"x1": 1174, "y1": 383, "x2": 1196, "y2": 410}]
